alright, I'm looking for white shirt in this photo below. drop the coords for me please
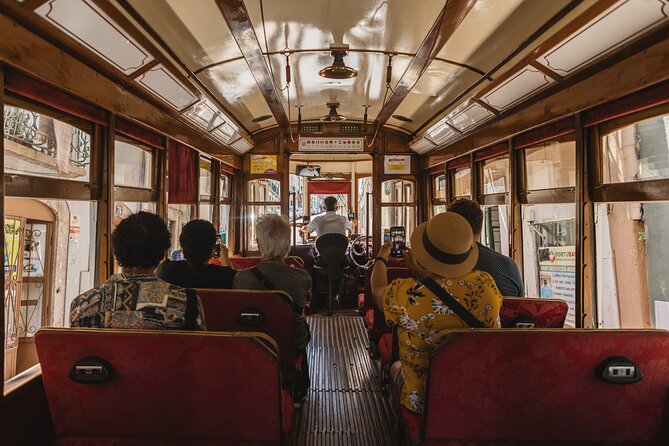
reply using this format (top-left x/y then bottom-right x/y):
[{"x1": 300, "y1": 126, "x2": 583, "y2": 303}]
[{"x1": 307, "y1": 211, "x2": 352, "y2": 238}]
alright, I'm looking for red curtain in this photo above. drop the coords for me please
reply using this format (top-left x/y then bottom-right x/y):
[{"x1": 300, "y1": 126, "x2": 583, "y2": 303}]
[
  {"x1": 427, "y1": 163, "x2": 446, "y2": 175},
  {"x1": 447, "y1": 155, "x2": 470, "y2": 170},
  {"x1": 4, "y1": 70, "x2": 107, "y2": 125},
  {"x1": 220, "y1": 162, "x2": 235, "y2": 175},
  {"x1": 583, "y1": 80, "x2": 669, "y2": 127},
  {"x1": 168, "y1": 141, "x2": 198, "y2": 204},
  {"x1": 308, "y1": 181, "x2": 351, "y2": 195},
  {"x1": 116, "y1": 117, "x2": 165, "y2": 150},
  {"x1": 474, "y1": 142, "x2": 508, "y2": 161},
  {"x1": 514, "y1": 117, "x2": 575, "y2": 149}
]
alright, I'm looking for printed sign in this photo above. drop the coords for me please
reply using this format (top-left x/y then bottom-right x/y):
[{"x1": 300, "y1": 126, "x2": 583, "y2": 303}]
[
  {"x1": 384, "y1": 155, "x2": 411, "y2": 174},
  {"x1": 250, "y1": 155, "x2": 278, "y2": 174},
  {"x1": 298, "y1": 137, "x2": 364, "y2": 152},
  {"x1": 538, "y1": 245, "x2": 576, "y2": 327}
]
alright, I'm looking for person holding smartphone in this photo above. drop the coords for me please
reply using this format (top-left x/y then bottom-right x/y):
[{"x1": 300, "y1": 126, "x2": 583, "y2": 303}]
[{"x1": 158, "y1": 219, "x2": 236, "y2": 289}]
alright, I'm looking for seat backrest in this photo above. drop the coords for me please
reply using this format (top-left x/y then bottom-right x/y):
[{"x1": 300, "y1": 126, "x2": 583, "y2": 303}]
[
  {"x1": 423, "y1": 330, "x2": 669, "y2": 445},
  {"x1": 36, "y1": 328, "x2": 285, "y2": 445},
  {"x1": 196, "y1": 288, "x2": 298, "y2": 381},
  {"x1": 500, "y1": 297, "x2": 569, "y2": 328},
  {"x1": 316, "y1": 233, "x2": 348, "y2": 273}
]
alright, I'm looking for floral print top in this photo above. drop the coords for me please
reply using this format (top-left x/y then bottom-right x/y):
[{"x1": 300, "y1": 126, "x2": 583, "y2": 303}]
[{"x1": 383, "y1": 271, "x2": 502, "y2": 414}]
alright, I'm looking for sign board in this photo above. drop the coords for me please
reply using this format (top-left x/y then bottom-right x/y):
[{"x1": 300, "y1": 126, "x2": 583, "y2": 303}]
[
  {"x1": 538, "y1": 245, "x2": 576, "y2": 327},
  {"x1": 298, "y1": 137, "x2": 364, "y2": 152},
  {"x1": 250, "y1": 155, "x2": 278, "y2": 174},
  {"x1": 384, "y1": 155, "x2": 411, "y2": 174}
]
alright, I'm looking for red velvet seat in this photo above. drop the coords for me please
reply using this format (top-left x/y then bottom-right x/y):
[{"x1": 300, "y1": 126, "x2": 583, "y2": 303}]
[
  {"x1": 378, "y1": 331, "x2": 395, "y2": 366},
  {"x1": 500, "y1": 297, "x2": 569, "y2": 328},
  {"x1": 400, "y1": 329, "x2": 669, "y2": 445},
  {"x1": 196, "y1": 288, "x2": 301, "y2": 382},
  {"x1": 36, "y1": 328, "x2": 291, "y2": 445},
  {"x1": 229, "y1": 255, "x2": 304, "y2": 270}
]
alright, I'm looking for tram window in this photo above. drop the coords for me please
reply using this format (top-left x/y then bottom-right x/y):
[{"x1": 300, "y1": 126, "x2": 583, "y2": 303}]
[
  {"x1": 381, "y1": 207, "x2": 416, "y2": 247},
  {"x1": 594, "y1": 201, "x2": 669, "y2": 329},
  {"x1": 522, "y1": 203, "x2": 576, "y2": 327},
  {"x1": 220, "y1": 173, "x2": 230, "y2": 198},
  {"x1": 432, "y1": 204, "x2": 446, "y2": 216},
  {"x1": 114, "y1": 140, "x2": 152, "y2": 188},
  {"x1": 113, "y1": 202, "x2": 156, "y2": 225},
  {"x1": 167, "y1": 204, "x2": 192, "y2": 253},
  {"x1": 433, "y1": 174, "x2": 446, "y2": 200},
  {"x1": 453, "y1": 167, "x2": 471, "y2": 198},
  {"x1": 481, "y1": 205, "x2": 510, "y2": 256},
  {"x1": 525, "y1": 140, "x2": 576, "y2": 190},
  {"x1": 199, "y1": 204, "x2": 213, "y2": 222},
  {"x1": 246, "y1": 205, "x2": 281, "y2": 251},
  {"x1": 199, "y1": 157, "x2": 213, "y2": 201},
  {"x1": 4, "y1": 105, "x2": 92, "y2": 182},
  {"x1": 4, "y1": 199, "x2": 97, "y2": 381},
  {"x1": 381, "y1": 179, "x2": 414, "y2": 203},
  {"x1": 357, "y1": 176, "x2": 373, "y2": 238},
  {"x1": 601, "y1": 113, "x2": 669, "y2": 184},
  {"x1": 247, "y1": 178, "x2": 280, "y2": 202},
  {"x1": 220, "y1": 204, "x2": 230, "y2": 245},
  {"x1": 482, "y1": 157, "x2": 509, "y2": 194}
]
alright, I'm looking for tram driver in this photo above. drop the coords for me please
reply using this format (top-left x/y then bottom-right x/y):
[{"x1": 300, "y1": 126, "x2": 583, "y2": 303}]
[
  {"x1": 370, "y1": 212, "x2": 502, "y2": 414},
  {"x1": 301, "y1": 196, "x2": 356, "y2": 240}
]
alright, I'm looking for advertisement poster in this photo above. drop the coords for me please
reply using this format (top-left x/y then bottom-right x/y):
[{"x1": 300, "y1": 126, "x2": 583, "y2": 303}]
[
  {"x1": 384, "y1": 155, "x2": 411, "y2": 174},
  {"x1": 250, "y1": 155, "x2": 278, "y2": 174},
  {"x1": 539, "y1": 245, "x2": 576, "y2": 327}
]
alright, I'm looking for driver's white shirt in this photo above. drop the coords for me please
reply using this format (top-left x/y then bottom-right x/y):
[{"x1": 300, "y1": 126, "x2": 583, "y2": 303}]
[{"x1": 307, "y1": 211, "x2": 351, "y2": 238}]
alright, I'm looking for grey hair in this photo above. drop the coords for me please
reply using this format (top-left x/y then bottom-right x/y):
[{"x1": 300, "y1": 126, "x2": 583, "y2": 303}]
[{"x1": 256, "y1": 213, "x2": 291, "y2": 260}]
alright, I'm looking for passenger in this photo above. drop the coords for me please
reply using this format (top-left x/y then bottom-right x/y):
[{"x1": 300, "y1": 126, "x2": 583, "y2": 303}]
[
  {"x1": 302, "y1": 196, "x2": 355, "y2": 239},
  {"x1": 370, "y1": 212, "x2": 502, "y2": 414},
  {"x1": 233, "y1": 214, "x2": 311, "y2": 405},
  {"x1": 448, "y1": 198, "x2": 524, "y2": 296},
  {"x1": 158, "y1": 219, "x2": 236, "y2": 289},
  {"x1": 70, "y1": 212, "x2": 206, "y2": 330}
]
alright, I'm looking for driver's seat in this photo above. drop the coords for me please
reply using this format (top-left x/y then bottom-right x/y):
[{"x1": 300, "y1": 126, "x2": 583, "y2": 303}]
[{"x1": 315, "y1": 233, "x2": 349, "y2": 315}]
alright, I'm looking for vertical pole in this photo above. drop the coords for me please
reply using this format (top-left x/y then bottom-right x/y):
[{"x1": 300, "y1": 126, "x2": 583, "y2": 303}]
[
  {"x1": 157, "y1": 141, "x2": 168, "y2": 222},
  {"x1": 470, "y1": 153, "x2": 479, "y2": 203},
  {"x1": 213, "y1": 161, "x2": 221, "y2": 231},
  {"x1": 0, "y1": 67, "x2": 6, "y2": 389},
  {"x1": 509, "y1": 139, "x2": 524, "y2": 279},
  {"x1": 96, "y1": 113, "x2": 115, "y2": 282}
]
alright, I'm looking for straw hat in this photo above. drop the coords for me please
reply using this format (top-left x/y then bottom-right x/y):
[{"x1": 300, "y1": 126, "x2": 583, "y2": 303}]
[{"x1": 410, "y1": 211, "x2": 478, "y2": 278}]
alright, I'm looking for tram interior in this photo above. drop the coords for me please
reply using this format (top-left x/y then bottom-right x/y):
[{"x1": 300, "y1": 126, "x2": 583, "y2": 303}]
[{"x1": 1, "y1": 0, "x2": 669, "y2": 444}]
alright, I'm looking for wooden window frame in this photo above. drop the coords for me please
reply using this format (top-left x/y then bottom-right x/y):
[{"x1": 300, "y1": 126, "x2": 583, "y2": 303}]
[
  {"x1": 477, "y1": 155, "x2": 510, "y2": 206},
  {"x1": 519, "y1": 134, "x2": 577, "y2": 204},
  {"x1": 113, "y1": 135, "x2": 160, "y2": 203},
  {"x1": 448, "y1": 164, "x2": 473, "y2": 202}
]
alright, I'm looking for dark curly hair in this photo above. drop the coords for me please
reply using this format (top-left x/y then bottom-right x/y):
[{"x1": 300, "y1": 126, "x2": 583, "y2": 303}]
[
  {"x1": 112, "y1": 211, "x2": 171, "y2": 268},
  {"x1": 323, "y1": 196, "x2": 338, "y2": 211},
  {"x1": 447, "y1": 198, "x2": 483, "y2": 235},
  {"x1": 179, "y1": 219, "x2": 216, "y2": 264}
]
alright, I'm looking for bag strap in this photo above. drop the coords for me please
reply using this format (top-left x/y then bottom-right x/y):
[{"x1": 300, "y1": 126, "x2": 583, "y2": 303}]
[
  {"x1": 184, "y1": 288, "x2": 199, "y2": 330},
  {"x1": 419, "y1": 276, "x2": 485, "y2": 328},
  {"x1": 249, "y1": 266, "x2": 278, "y2": 291}
]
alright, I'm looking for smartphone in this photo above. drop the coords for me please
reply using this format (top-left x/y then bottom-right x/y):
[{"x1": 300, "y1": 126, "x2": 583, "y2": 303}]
[
  {"x1": 390, "y1": 226, "x2": 406, "y2": 257},
  {"x1": 348, "y1": 211, "x2": 355, "y2": 221},
  {"x1": 211, "y1": 234, "x2": 222, "y2": 258},
  {"x1": 302, "y1": 215, "x2": 310, "y2": 224}
]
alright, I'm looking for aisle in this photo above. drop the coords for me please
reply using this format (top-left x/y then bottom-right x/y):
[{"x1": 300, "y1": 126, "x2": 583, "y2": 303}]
[{"x1": 294, "y1": 315, "x2": 400, "y2": 445}]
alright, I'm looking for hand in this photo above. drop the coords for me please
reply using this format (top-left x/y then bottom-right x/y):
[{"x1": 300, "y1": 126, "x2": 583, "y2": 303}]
[
  {"x1": 404, "y1": 248, "x2": 430, "y2": 278},
  {"x1": 351, "y1": 219, "x2": 358, "y2": 228},
  {"x1": 377, "y1": 241, "x2": 392, "y2": 261},
  {"x1": 218, "y1": 244, "x2": 231, "y2": 267}
]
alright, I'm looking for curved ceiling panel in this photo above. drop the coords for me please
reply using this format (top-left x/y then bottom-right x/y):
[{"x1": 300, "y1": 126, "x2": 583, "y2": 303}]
[
  {"x1": 245, "y1": 0, "x2": 446, "y2": 54},
  {"x1": 126, "y1": 0, "x2": 243, "y2": 71},
  {"x1": 265, "y1": 52, "x2": 411, "y2": 123},
  {"x1": 437, "y1": 0, "x2": 574, "y2": 73},
  {"x1": 392, "y1": 60, "x2": 485, "y2": 133},
  {"x1": 198, "y1": 59, "x2": 277, "y2": 132}
]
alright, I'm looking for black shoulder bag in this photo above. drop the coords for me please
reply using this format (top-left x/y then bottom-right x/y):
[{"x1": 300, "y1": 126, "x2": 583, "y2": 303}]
[
  {"x1": 419, "y1": 276, "x2": 485, "y2": 328},
  {"x1": 183, "y1": 288, "x2": 199, "y2": 330}
]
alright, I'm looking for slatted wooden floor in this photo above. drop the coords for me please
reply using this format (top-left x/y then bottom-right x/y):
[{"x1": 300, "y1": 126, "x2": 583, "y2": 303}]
[{"x1": 293, "y1": 315, "x2": 400, "y2": 445}]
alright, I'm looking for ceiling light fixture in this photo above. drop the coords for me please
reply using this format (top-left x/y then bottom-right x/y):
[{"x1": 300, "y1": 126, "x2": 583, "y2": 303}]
[
  {"x1": 252, "y1": 115, "x2": 273, "y2": 122},
  {"x1": 392, "y1": 114, "x2": 413, "y2": 123},
  {"x1": 319, "y1": 44, "x2": 358, "y2": 79},
  {"x1": 320, "y1": 102, "x2": 346, "y2": 122}
]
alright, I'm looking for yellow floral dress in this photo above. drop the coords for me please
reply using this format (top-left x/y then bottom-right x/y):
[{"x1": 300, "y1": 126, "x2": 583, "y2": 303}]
[{"x1": 383, "y1": 271, "x2": 502, "y2": 414}]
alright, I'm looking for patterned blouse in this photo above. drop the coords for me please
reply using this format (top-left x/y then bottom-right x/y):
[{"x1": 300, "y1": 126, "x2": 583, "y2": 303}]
[
  {"x1": 383, "y1": 271, "x2": 502, "y2": 414},
  {"x1": 70, "y1": 274, "x2": 206, "y2": 330}
]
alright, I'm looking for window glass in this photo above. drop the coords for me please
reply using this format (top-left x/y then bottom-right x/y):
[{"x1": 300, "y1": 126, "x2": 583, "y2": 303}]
[
  {"x1": 522, "y1": 203, "x2": 576, "y2": 327},
  {"x1": 4, "y1": 105, "x2": 91, "y2": 181},
  {"x1": 168, "y1": 204, "x2": 191, "y2": 254},
  {"x1": 113, "y1": 202, "x2": 156, "y2": 228},
  {"x1": 595, "y1": 201, "x2": 669, "y2": 329},
  {"x1": 199, "y1": 157, "x2": 212, "y2": 200},
  {"x1": 199, "y1": 204, "x2": 213, "y2": 222},
  {"x1": 453, "y1": 167, "x2": 471, "y2": 198},
  {"x1": 482, "y1": 157, "x2": 509, "y2": 194},
  {"x1": 432, "y1": 204, "x2": 446, "y2": 216},
  {"x1": 381, "y1": 179, "x2": 414, "y2": 203},
  {"x1": 602, "y1": 113, "x2": 669, "y2": 184},
  {"x1": 381, "y1": 206, "x2": 416, "y2": 247},
  {"x1": 4, "y1": 199, "x2": 97, "y2": 380},
  {"x1": 114, "y1": 140, "x2": 152, "y2": 188},
  {"x1": 220, "y1": 204, "x2": 230, "y2": 246},
  {"x1": 481, "y1": 205, "x2": 510, "y2": 256},
  {"x1": 433, "y1": 174, "x2": 446, "y2": 200},
  {"x1": 246, "y1": 205, "x2": 281, "y2": 251},
  {"x1": 525, "y1": 140, "x2": 576, "y2": 190},
  {"x1": 357, "y1": 177, "x2": 373, "y2": 238},
  {"x1": 220, "y1": 173, "x2": 230, "y2": 199},
  {"x1": 310, "y1": 194, "x2": 347, "y2": 216},
  {"x1": 247, "y1": 178, "x2": 280, "y2": 202}
]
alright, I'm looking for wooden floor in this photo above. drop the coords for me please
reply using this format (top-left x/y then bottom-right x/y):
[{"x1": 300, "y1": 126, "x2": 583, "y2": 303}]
[{"x1": 293, "y1": 314, "x2": 400, "y2": 445}]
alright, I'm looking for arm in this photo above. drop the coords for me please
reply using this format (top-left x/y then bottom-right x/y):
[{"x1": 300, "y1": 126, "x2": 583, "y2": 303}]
[
  {"x1": 370, "y1": 242, "x2": 392, "y2": 310},
  {"x1": 218, "y1": 244, "x2": 232, "y2": 268}
]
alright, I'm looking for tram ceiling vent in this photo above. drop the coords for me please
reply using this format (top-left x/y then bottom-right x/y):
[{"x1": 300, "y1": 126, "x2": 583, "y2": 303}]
[
  {"x1": 319, "y1": 44, "x2": 358, "y2": 79},
  {"x1": 320, "y1": 103, "x2": 347, "y2": 122}
]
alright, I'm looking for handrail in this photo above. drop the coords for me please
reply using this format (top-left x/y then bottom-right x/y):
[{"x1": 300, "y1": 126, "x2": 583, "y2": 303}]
[
  {"x1": 290, "y1": 191, "x2": 296, "y2": 247},
  {"x1": 366, "y1": 192, "x2": 372, "y2": 261},
  {"x1": 3, "y1": 363, "x2": 42, "y2": 396}
]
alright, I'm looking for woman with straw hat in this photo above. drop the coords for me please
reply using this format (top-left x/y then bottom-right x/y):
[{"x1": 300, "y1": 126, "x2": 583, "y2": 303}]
[{"x1": 371, "y1": 212, "x2": 502, "y2": 414}]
